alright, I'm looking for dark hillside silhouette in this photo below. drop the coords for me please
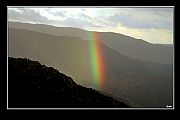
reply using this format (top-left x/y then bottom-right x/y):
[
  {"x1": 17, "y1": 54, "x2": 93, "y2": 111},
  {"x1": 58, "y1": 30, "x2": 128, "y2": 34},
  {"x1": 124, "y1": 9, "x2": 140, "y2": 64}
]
[{"x1": 8, "y1": 57, "x2": 130, "y2": 108}]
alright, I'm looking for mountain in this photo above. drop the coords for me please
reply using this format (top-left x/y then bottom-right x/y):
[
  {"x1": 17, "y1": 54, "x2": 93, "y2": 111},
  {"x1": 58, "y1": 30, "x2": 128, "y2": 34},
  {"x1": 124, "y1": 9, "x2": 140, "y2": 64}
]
[
  {"x1": 8, "y1": 21, "x2": 173, "y2": 64},
  {"x1": 9, "y1": 57, "x2": 131, "y2": 108},
  {"x1": 8, "y1": 27, "x2": 173, "y2": 107}
]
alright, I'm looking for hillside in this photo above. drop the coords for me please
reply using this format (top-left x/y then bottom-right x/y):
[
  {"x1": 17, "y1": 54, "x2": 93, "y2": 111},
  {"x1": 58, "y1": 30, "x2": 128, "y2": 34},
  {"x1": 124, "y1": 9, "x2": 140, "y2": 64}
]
[
  {"x1": 8, "y1": 57, "x2": 131, "y2": 108},
  {"x1": 8, "y1": 21, "x2": 173, "y2": 64},
  {"x1": 8, "y1": 28, "x2": 173, "y2": 107}
]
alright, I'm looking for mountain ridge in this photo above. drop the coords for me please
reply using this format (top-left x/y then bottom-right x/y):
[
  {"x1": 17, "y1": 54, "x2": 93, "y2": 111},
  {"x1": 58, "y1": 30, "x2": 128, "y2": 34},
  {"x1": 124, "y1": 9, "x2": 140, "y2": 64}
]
[
  {"x1": 8, "y1": 21, "x2": 173, "y2": 64},
  {"x1": 8, "y1": 57, "x2": 131, "y2": 108},
  {"x1": 8, "y1": 21, "x2": 156, "y2": 44}
]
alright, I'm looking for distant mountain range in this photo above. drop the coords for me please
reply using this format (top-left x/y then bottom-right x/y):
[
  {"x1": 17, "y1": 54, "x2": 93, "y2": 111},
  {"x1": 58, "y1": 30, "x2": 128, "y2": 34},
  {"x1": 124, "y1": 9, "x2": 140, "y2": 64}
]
[
  {"x1": 8, "y1": 21, "x2": 173, "y2": 108},
  {"x1": 9, "y1": 21, "x2": 173, "y2": 64},
  {"x1": 9, "y1": 57, "x2": 131, "y2": 108}
]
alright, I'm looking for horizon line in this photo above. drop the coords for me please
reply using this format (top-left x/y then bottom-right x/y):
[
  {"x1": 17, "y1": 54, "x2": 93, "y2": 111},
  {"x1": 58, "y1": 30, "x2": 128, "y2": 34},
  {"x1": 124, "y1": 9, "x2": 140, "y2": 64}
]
[{"x1": 8, "y1": 20, "x2": 174, "y2": 45}]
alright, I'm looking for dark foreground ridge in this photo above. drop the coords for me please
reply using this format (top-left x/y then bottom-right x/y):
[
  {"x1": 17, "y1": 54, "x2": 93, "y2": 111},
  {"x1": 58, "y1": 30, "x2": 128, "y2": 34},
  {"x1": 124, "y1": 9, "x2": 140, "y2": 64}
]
[{"x1": 8, "y1": 57, "x2": 131, "y2": 108}]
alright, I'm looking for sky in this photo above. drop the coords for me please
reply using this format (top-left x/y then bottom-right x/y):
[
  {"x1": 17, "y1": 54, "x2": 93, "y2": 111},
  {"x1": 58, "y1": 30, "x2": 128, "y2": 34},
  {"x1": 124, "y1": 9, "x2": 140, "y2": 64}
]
[{"x1": 8, "y1": 7, "x2": 174, "y2": 44}]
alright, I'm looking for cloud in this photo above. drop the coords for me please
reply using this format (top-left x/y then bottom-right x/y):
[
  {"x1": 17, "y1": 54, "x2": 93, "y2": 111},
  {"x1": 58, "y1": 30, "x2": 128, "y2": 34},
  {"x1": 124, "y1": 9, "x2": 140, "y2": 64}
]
[
  {"x1": 8, "y1": 7, "x2": 174, "y2": 44},
  {"x1": 107, "y1": 10, "x2": 173, "y2": 29},
  {"x1": 8, "y1": 8, "x2": 100, "y2": 29},
  {"x1": 58, "y1": 17, "x2": 102, "y2": 29},
  {"x1": 134, "y1": 8, "x2": 173, "y2": 13},
  {"x1": 8, "y1": 8, "x2": 50, "y2": 24},
  {"x1": 108, "y1": 13, "x2": 150, "y2": 28},
  {"x1": 78, "y1": 13, "x2": 92, "y2": 21},
  {"x1": 9, "y1": 8, "x2": 173, "y2": 30},
  {"x1": 107, "y1": 25, "x2": 173, "y2": 44},
  {"x1": 48, "y1": 10, "x2": 65, "y2": 17},
  {"x1": 81, "y1": 9, "x2": 86, "y2": 12}
]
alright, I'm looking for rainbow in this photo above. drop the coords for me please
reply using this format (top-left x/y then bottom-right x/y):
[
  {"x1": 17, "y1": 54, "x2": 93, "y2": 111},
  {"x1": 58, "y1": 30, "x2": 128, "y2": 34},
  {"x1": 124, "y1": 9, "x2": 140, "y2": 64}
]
[{"x1": 87, "y1": 31, "x2": 105, "y2": 89}]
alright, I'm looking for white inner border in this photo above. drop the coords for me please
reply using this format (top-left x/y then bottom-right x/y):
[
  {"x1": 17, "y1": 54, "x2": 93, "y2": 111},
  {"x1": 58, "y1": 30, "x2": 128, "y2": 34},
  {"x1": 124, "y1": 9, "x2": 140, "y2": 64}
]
[{"x1": 7, "y1": 6, "x2": 175, "y2": 110}]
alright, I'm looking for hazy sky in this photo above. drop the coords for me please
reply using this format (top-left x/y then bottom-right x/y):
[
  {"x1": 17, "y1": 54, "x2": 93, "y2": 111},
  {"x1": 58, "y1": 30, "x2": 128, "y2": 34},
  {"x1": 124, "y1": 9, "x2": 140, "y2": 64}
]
[{"x1": 8, "y1": 7, "x2": 174, "y2": 44}]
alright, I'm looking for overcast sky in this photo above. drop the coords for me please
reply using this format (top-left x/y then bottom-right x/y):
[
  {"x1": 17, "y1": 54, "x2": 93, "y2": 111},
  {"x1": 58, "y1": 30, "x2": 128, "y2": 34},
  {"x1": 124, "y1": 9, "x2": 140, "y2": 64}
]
[{"x1": 8, "y1": 7, "x2": 174, "y2": 44}]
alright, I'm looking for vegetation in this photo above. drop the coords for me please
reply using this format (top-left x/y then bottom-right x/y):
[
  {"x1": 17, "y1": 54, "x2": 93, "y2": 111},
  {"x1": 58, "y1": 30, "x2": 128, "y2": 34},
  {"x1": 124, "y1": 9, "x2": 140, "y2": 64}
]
[{"x1": 8, "y1": 57, "x2": 130, "y2": 108}]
